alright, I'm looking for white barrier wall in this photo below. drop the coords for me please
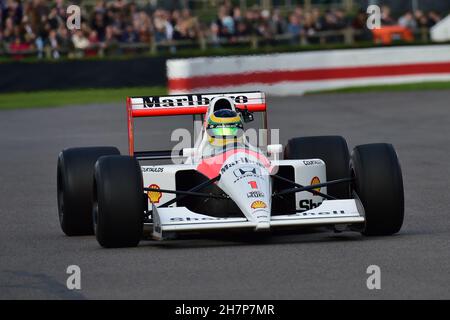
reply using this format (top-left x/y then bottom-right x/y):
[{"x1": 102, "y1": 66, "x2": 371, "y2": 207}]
[
  {"x1": 431, "y1": 15, "x2": 450, "y2": 42},
  {"x1": 167, "y1": 45, "x2": 450, "y2": 95}
]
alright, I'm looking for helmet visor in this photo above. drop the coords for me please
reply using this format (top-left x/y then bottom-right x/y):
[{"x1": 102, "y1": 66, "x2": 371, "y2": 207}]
[{"x1": 208, "y1": 127, "x2": 240, "y2": 137}]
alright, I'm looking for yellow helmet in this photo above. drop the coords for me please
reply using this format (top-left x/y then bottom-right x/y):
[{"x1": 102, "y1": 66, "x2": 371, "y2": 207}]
[{"x1": 206, "y1": 109, "x2": 244, "y2": 147}]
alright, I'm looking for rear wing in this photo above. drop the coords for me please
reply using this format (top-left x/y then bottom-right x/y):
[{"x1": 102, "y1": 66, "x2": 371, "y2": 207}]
[{"x1": 126, "y1": 91, "x2": 267, "y2": 156}]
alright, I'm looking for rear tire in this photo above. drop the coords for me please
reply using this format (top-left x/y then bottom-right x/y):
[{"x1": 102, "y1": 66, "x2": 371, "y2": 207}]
[
  {"x1": 284, "y1": 136, "x2": 351, "y2": 199},
  {"x1": 57, "y1": 147, "x2": 120, "y2": 236},
  {"x1": 94, "y1": 155, "x2": 144, "y2": 248},
  {"x1": 351, "y1": 143, "x2": 404, "y2": 236}
]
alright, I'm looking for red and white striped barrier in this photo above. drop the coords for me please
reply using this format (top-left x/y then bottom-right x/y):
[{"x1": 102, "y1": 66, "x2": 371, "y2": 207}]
[{"x1": 167, "y1": 45, "x2": 450, "y2": 95}]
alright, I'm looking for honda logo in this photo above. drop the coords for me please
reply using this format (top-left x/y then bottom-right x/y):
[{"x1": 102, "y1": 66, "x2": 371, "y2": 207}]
[{"x1": 233, "y1": 166, "x2": 260, "y2": 177}]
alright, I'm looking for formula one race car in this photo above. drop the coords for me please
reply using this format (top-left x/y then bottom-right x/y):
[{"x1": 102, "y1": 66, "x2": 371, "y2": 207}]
[{"x1": 57, "y1": 91, "x2": 404, "y2": 248}]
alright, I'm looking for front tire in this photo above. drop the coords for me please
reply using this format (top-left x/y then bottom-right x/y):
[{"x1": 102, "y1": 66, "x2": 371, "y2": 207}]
[
  {"x1": 57, "y1": 147, "x2": 120, "y2": 236},
  {"x1": 94, "y1": 155, "x2": 144, "y2": 248},
  {"x1": 284, "y1": 136, "x2": 351, "y2": 199},
  {"x1": 351, "y1": 143, "x2": 404, "y2": 236}
]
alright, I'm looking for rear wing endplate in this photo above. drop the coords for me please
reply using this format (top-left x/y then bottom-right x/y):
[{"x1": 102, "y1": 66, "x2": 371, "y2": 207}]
[{"x1": 126, "y1": 91, "x2": 266, "y2": 155}]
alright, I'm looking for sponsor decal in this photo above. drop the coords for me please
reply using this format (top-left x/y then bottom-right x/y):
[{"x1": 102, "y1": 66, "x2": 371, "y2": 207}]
[
  {"x1": 299, "y1": 199, "x2": 323, "y2": 211},
  {"x1": 221, "y1": 157, "x2": 265, "y2": 174},
  {"x1": 303, "y1": 160, "x2": 323, "y2": 166},
  {"x1": 288, "y1": 206, "x2": 347, "y2": 217},
  {"x1": 301, "y1": 210, "x2": 346, "y2": 216},
  {"x1": 147, "y1": 184, "x2": 162, "y2": 203},
  {"x1": 233, "y1": 171, "x2": 264, "y2": 184},
  {"x1": 142, "y1": 167, "x2": 164, "y2": 173},
  {"x1": 233, "y1": 166, "x2": 260, "y2": 178},
  {"x1": 234, "y1": 174, "x2": 261, "y2": 183},
  {"x1": 248, "y1": 181, "x2": 258, "y2": 189},
  {"x1": 251, "y1": 200, "x2": 267, "y2": 209},
  {"x1": 310, "y1": 176, "x2": 321, "y2": 193},
  {"x1": 142, "y1": 94, "x2": 249, "y2": 108},
  {"x1": 247, "y1": 191, "x2": 265, "y2": 198},
  {"x1": 231, "y1": 166, "x2": 264, "y2": 183},
  {"x1": 170, "y1": 216, "x2": 226, "y2": 222}
]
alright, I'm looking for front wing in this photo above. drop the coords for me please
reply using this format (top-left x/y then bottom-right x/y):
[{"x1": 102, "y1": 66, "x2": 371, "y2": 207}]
[{"x1": 151, "y1": 200, "x2": 365, "y2": 240}]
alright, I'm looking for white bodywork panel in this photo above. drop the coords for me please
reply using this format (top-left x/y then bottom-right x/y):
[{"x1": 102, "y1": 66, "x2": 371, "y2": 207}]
[
  {"x1": 152, "y1": 199, "x2": 364, "y2": 240},
  {"x1": 141, "y1": 164, "x2": 195, "y2": 207},
  {"x1": 272, "y1": 159, "x2": 326, "y2": 211},
  {"x1": 270, "y1": 199, "x2": 363, "y2": 226}
]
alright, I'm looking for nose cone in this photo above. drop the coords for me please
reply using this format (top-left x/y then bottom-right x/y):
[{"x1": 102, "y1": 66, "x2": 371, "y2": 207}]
[{"x1": 217, "y1": 151, "x2": 272, "y2": 227}]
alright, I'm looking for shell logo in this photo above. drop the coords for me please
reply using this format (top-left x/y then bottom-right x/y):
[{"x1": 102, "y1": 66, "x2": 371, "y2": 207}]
[
  {"x1": 310, "y1": 176, "x2": 321, "y2": 193},
  {"x1": 147, "y1": 184, "x2": 162, "y2": 203},
  {"x1": 251, "y1": 200, "x2": 267, "y2": 209}
]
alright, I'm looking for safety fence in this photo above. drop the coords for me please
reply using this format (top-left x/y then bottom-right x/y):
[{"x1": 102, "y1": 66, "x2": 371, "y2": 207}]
[{"x1": 0, "y1": 27, "x2": 431, "y2": 61}]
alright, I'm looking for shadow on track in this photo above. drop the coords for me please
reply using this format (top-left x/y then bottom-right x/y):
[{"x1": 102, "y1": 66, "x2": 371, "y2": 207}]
[{"x1": 136, "y1": 226, "x2": 422, "y2": 250}]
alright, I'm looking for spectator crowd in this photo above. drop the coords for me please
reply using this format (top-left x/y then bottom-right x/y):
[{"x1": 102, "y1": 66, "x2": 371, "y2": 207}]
[{"x1": 0, "y1": 0, "x2": 445, "y2": 59}]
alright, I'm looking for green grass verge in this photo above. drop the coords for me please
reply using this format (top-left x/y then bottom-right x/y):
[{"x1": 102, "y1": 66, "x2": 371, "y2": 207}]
[
  {"x1": 2, "y1": 81, "x2": 450, "y2": 111},
  {"x1": 306, "y1": 81, "x2": 450, "y2": 95},
  {"x1": 0, "y1": 86, "x2": 167, "y2": 110}
]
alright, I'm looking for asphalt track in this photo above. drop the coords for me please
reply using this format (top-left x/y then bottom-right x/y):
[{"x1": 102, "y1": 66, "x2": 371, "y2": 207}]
[{"x1": 1, "y1": 90, "x2": 449, "y2": 299}]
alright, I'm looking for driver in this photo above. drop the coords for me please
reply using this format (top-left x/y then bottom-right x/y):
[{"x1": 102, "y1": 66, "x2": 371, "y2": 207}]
[{"x1": 206, "y1": 109, "x2": 244, "y2": 148}]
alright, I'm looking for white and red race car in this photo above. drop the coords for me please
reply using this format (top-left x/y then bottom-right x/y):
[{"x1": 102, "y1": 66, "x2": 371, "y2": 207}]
[{"x1": 57, "y1": 91, "x2": 404, "y2": 248}]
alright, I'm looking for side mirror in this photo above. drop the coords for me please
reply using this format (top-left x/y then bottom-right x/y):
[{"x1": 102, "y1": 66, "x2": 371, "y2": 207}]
[
  {"x1": 267, "y1": 144, "x2": 283, "y2": 154},
  {"x1": 182, "y1": 148, "x2": 197, "y2": 158},
  {"x1": 267, "y1": 144, "x2": 283, "y2": 161}
]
